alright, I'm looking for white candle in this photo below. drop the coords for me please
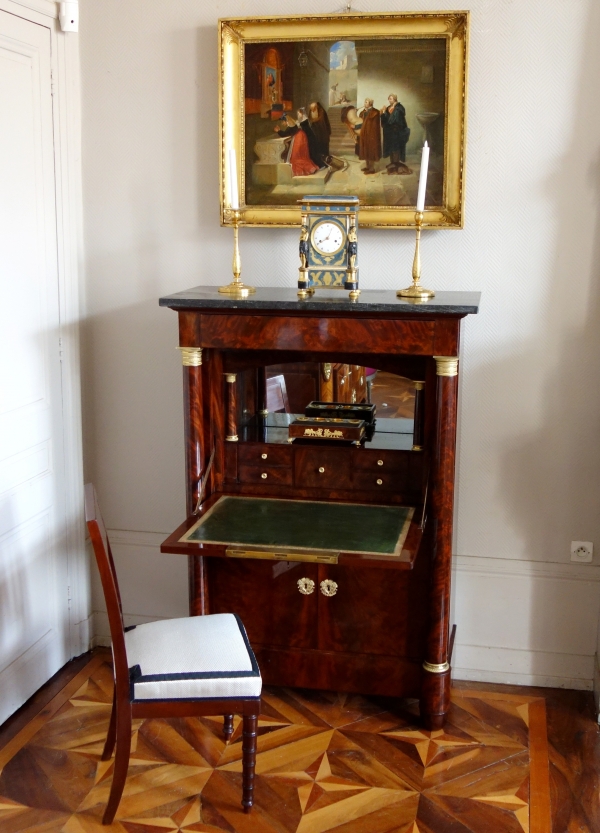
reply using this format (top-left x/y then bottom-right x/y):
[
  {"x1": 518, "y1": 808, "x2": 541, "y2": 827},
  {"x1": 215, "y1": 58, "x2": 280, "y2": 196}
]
[
  {"x1": 228, "y1": 148, "x2": 240, "y2": 210},
  {"x1": 416, "y1": 141, "x2": 429, "y2": 212}
]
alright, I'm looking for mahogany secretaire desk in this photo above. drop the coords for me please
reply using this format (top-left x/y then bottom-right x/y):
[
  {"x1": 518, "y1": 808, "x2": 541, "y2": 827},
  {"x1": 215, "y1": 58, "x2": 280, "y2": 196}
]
[{"x1": 159, "y1": 287, "x2": 480, "y2": 729}]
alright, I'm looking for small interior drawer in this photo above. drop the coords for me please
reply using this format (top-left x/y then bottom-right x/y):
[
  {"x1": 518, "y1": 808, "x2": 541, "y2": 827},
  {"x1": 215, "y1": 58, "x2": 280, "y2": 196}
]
[
  {"x1": 352, "y1": 472, "x2": 398, "y2": 492},
  {"x1": 295, "y1": 447, "x2": 352, "y2": 489},
  {"x1": 353, "y1": 449, "x2": 409, "y2": 474},
  {"x1": 239, "y1": 464, "x2": 292, "y2": 486},
  {"x1": 238, "y1": 443, "x2": 292, "y2": 468}
]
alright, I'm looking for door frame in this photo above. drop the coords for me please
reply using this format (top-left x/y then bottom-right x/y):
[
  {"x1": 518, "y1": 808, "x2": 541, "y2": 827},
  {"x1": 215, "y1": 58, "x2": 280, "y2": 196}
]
[{"x1": 0, "y1": 0, "x2": 88, "y2": 657}]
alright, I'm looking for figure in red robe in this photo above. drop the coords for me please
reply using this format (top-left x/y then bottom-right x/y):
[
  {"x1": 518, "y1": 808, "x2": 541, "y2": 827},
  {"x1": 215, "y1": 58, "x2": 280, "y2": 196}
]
[{"x1": 274, "y1": 112, "x2": 319, "y2": 177}]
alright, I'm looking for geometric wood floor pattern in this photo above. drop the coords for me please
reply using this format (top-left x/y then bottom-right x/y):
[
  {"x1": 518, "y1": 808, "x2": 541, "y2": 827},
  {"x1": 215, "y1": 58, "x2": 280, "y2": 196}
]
[{"x1": 0, "y1": 656, "x2": 553, "y2": 833}]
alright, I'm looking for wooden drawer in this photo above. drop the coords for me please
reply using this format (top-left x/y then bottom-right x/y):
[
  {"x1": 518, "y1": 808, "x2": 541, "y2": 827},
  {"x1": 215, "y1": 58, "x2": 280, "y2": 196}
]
[
  {"x1": 238, "y1": 443, "x2": 292, "y2": 468},
  {"x1": 239, "y1": 464, "x2": 292, "y2": 486},
  {"x1": 353, "y1": 449, "x2": 409, "y2": 474},
  {"x1": 352, "y1": 472, "x2": 398, "y2": 492},
  {"x1": 295, "y1": 447, "x2": 352, "y2": 489}
]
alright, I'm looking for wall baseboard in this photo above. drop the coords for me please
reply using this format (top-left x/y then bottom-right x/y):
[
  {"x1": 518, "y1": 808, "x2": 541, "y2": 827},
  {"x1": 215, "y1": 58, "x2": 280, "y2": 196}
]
[
  {"x1": 452, "y1": 554, "x2": 600, "y2": 690},
  {"x1": 91, "y1": 610, "x2": 165, "y2": 649},
  {"x1": 453, "y1": 643, "x2": 594, "y2": 690}
]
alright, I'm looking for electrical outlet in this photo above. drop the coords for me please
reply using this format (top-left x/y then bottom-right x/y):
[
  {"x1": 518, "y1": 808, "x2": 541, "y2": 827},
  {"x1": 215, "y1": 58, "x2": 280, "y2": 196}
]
[{"x1": 571, "y1": 541, "x2": 593, "y2": 563}]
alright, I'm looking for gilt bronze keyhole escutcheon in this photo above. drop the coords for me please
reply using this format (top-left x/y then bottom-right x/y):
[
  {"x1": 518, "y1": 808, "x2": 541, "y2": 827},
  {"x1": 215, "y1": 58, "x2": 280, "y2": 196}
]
[
  {"x1": 297, "y1": 578, "x2": 315, "y2": 595},
  {"x1": 320, "y1": 579, "x2": 338, "y2": 597}
]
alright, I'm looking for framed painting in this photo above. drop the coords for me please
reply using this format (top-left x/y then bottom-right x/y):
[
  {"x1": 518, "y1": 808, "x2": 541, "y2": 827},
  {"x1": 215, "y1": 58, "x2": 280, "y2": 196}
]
[{"x1": 219, "y1": 11, "x2": 469, "y2": 229}]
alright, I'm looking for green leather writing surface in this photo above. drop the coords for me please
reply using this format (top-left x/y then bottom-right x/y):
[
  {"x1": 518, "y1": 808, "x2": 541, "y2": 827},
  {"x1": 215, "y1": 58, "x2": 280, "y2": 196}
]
[{"x1": 181, "y1": 497, "x2": 414, "y2": 557}]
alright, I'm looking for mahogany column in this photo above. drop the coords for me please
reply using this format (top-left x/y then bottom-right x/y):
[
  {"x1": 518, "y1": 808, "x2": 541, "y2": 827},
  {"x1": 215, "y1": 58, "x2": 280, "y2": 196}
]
[
  {"x1": 420, "y1": 355, "x2": 459, "y2": 729},
  {"x1": 225, "y1": 374, "x2": 239, "y2": 442},
  {"x1": 179, "y1": 346, "x2": 208, "y2": 616}
]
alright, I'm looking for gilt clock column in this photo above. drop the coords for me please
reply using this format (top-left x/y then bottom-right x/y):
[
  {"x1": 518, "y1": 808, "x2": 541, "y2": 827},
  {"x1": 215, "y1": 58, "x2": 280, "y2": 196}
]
[{"x1": 421, "y1": 354, "x2": 459, "y2": 729}]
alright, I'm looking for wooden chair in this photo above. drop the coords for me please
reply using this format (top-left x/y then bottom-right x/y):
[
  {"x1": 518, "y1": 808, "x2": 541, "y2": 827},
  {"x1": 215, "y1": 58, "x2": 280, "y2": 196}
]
[{"x1": 85, "y1": 483, "x2": 262, "y2": 825}]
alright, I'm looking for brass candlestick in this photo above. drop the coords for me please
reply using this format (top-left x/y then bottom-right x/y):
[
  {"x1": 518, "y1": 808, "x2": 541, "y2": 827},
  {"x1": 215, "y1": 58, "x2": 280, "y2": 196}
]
[
  {"x1": 219, "y1": 209, "x2": 256, "y2": 297},
  {"x1": 397, "y1": 211, "x2": 435, "y2": 300}
]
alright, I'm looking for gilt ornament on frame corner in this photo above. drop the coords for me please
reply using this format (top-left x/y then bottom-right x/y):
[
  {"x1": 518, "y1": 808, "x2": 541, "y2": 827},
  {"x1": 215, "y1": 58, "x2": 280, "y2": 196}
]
[{"x1": 219, "y1": 11, "x2": 468, "y2": 230}]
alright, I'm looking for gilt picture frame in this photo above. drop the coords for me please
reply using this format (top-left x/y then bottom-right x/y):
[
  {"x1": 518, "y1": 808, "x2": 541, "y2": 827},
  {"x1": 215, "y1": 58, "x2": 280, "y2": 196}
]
[{"x1": 219, "y1": 11, "x2": 468, "y2": 229}]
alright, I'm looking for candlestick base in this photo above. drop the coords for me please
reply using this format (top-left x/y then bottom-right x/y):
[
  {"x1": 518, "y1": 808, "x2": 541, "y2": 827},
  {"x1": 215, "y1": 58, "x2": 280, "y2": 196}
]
[
  {"x1": 218, "y1": 280, "x2": 256, "y2": 297},
  {"x1": 397, "y1": 285, "x2": 435, "y2": 299}
]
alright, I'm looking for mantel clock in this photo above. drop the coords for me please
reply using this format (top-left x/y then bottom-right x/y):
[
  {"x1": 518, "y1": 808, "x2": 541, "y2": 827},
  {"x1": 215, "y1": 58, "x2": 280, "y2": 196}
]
[{"x1": 298, "y1": 196, "x2": 360, "y2": 300}]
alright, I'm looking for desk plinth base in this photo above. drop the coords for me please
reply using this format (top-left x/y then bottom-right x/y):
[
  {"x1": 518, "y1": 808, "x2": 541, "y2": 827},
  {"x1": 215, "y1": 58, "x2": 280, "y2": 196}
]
[{"x1": 253, "y1": 645, "x2": 422, "y2": 700}]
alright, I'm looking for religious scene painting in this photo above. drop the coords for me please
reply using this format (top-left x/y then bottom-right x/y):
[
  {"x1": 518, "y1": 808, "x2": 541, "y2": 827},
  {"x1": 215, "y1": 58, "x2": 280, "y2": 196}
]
[
  {"x1": 221, "y1": 14, "x2": 468, "y2": 227},
  {"x1": 245, "y1": 38, "x2": 445, "y2": 208}
]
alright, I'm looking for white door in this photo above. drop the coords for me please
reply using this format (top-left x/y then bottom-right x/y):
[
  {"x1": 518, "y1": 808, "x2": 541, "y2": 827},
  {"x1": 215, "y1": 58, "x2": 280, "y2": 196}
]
[{"x1": 0, "y1": 9, "x2": 70, "y2": 723}]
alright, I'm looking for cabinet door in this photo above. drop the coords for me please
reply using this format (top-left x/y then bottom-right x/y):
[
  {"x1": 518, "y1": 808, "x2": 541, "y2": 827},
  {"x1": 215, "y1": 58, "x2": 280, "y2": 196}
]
[
  {"x1": 208, "y1": 559, "x2": 318, "y2": 649},
  {"x1": 317, "y1": 562, "x2": 430, "y2": 659}
]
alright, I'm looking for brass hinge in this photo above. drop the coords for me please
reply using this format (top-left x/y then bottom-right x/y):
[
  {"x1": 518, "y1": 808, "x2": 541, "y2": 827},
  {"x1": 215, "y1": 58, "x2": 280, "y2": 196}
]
[{"x1": 226, "y1": 548, "x2": 338, "y2": 564}]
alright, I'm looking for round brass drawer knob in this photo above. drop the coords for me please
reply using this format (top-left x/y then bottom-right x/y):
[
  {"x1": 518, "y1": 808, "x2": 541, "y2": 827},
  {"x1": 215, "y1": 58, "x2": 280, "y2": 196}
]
[
  {"x1": 261, "y1": 472, "x2": 268, "y2": 479},
  {"x1": 377, "y1": 479, "x2": 383, "y2": 486},
  {"x1": 377, "y1": 459, "x2": 384, "y2": 466},
  {"x1": 297, "y1": 578, "x2": 315, "y2": 595},
  {"x1": 318, "y1": 467, "x2": 325, "y2": 473},
  {"x1": 320, "y1": 579, "x2": 338, "y2": 597},
  {"x1": 261, "y1": 453, "x2": 268, "y2": 460}
]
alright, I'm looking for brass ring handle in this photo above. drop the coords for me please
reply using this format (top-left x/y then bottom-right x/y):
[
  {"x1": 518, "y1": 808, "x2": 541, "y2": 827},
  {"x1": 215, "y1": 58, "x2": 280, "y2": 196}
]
[
  {"x1": 320, "y1": 579, "x2": 338, "y2": 597},
  {"x1": 318, "y1": 467, "x2": 325, "y2": 474},
  {"x1": 261, "y1": 453, "x2": 268, "y2": 460},
  {"x1": 261, "y1": 472, "x2": 267, "y2": 479},
  {"x1": 297, "y1": 578, "x2": 315, "y2": 595}
]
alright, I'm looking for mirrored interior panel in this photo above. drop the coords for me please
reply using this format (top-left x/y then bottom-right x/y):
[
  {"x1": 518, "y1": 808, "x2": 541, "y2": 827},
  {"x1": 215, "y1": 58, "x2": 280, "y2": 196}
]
[{"x1": 238, "y1": 362, "x2": 420, "y2": 451}]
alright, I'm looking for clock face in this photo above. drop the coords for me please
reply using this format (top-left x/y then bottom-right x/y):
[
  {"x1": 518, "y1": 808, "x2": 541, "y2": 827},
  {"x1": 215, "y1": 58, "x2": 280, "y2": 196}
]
[{"x1": 311, "y1": 221, "x2": 345, "y2": 256}]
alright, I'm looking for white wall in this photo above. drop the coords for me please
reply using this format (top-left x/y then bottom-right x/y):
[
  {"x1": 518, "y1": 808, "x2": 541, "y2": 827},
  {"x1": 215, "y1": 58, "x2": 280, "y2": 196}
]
[{"x1": 80, "y1": 0, "x2": 600, "y2": 689}]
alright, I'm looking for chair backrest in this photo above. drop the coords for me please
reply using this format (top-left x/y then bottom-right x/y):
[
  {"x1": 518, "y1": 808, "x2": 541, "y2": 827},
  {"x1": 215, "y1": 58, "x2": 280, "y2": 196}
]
[
  {"x1": 84, "y1": 483, "x2": 130, "y2": 697},
  {"x1": 266, "y1": 374, "x2": 290, "y2": 413}
]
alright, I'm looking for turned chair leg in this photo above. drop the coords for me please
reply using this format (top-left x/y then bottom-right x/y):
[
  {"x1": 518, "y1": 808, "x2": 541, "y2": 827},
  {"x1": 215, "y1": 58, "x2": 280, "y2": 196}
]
[
  {"x1": 241, "y1": 714, "x2": 258, "y2": 813},
  {"x1": 102, "y1": 702, "x2": 132, "y2": 825},
  {"x1": 102, "y1": 688, "x2": 117, "y2": 761},
  {"x1": 223, "y1": 714, "x2": 234, "y2": 742}
]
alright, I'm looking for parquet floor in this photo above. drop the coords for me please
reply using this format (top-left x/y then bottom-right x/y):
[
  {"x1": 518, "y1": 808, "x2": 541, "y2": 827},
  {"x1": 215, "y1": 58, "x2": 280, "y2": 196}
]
[{"x1": 0, "y1": 654, "x2": 585, "y2": 833}]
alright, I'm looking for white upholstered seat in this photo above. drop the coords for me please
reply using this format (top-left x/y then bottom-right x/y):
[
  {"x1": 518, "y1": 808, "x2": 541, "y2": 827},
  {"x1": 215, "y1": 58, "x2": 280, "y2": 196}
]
[{"x1": 125, "y1": 613, "x2": 262, "y2": 701}]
